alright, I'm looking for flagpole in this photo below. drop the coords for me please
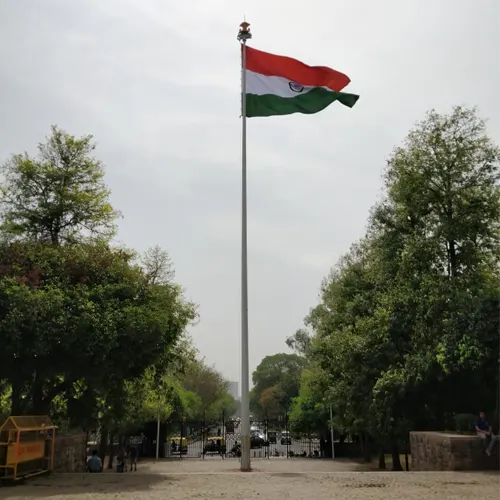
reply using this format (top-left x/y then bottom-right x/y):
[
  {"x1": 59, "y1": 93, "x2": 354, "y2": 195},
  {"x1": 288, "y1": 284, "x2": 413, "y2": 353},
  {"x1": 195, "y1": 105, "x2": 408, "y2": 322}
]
[{"x1": 237, "y1": 20, "x2": 252, "y2": 472}]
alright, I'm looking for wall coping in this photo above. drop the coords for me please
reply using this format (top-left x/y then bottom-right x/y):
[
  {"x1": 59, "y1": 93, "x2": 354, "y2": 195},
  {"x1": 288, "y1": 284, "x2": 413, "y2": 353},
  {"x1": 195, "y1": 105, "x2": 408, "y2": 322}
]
[{"x1": 410, "y1": 431, "x2": 479, "y2": 440}]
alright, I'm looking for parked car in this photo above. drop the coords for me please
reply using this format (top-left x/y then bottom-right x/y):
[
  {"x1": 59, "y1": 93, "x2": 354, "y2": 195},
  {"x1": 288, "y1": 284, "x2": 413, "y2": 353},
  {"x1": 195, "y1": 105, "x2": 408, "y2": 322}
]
[
  {"x1": 250, "y1": 431, "x2": 265, "y2": 448},
  {"x1": 281, "y1": 431, "x2": 292, "y2": 445}
]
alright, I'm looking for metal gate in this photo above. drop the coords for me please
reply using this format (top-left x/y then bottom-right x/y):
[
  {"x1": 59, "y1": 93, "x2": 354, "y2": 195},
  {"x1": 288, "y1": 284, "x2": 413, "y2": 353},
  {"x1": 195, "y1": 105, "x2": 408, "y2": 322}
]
[{"x1": 163, "y1": 415, "x2": 322, "y2": 459}]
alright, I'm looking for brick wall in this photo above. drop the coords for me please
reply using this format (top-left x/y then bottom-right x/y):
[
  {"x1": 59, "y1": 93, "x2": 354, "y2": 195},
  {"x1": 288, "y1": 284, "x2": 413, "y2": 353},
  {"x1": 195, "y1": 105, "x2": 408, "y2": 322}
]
[
  {"x1": 53, "y1": 433, "x2": 87, "y2": 472},
  {"x1": 410, "y1": 431, "x2": 499, "y2": 471}
]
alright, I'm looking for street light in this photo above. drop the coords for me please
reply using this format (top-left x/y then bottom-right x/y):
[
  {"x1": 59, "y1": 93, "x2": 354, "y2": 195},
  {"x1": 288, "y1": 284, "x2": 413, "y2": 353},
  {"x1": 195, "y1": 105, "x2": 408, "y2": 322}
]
[
  {"x1": 329, "y1": 405, "x2": 335, "y2": 459},
  {"x1": 155, "y1": 384, "x2": 174, "y2": 460}
]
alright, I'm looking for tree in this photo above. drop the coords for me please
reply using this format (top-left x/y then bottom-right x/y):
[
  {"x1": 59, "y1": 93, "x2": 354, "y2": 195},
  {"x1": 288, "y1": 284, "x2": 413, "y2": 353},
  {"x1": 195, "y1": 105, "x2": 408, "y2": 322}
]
[
  {"x1": 250, "y1": 353, "x2": 307, "y2": 418},
  {"x1": 0, "y1": 126, "x2": 118, "y2": 245},
  {"x1": 285, "y1": 329, "x2": 312, "y2": 356},
  {"x1": 181, "y1": 362, "x2": 235, "y2": 420},
  {"x1": 289, "y1": 365, "x2": 330, "y2": 435},
  {"x1": 368, "y1": 106, "x2": 499, "y2": 416},
  {"x1": 293, "y1": 106, "x2": 500, "y2": 469},
  {"x1": 0, "y1": 127, "x2": 199, "y2": 430},
  {"x1": 142, "y1": 245, "x2": 174, "y2": 285},
  {"x1": 259, "y1": 387, "x2": 282, "y2": 418},
  {"x1": 0, "y1": 241, "x2": 196, "y2": 416}
]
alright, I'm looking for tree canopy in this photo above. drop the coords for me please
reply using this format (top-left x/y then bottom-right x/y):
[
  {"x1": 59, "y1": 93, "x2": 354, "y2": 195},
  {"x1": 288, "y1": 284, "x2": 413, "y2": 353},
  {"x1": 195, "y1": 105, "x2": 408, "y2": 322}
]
[
  {"x1": 250, "y1": 353, "x2": 306, "y2": 418},
  {"x1": 0, "y1": 126, "x2": 118, "y2": 245},
  {"x1": 254, "y1": 107, "x2": 499, "y2": 468},
  {"x1": 0, "y1": 127, "x2": 235, "y2": 453}
]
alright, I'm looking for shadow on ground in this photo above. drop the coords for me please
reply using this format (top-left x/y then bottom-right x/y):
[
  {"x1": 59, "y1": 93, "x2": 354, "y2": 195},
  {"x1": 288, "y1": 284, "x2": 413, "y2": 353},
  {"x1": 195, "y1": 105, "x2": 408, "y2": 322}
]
[{"x1": 0, "y1": 473, "x2": 174, "y2": 498}]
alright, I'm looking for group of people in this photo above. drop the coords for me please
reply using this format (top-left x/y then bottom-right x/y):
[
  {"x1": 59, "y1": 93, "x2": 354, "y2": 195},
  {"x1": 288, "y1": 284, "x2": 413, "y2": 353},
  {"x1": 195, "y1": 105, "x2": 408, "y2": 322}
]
[{"x1": 86, "y1": 441, "x2": 139, "y2": 473}]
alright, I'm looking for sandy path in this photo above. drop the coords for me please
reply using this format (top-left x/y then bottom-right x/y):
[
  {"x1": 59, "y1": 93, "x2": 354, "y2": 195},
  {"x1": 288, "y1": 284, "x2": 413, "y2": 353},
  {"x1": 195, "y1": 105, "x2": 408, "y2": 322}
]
[{"x1": 1, "y1": 458, "x2": 498, "y2": 499}]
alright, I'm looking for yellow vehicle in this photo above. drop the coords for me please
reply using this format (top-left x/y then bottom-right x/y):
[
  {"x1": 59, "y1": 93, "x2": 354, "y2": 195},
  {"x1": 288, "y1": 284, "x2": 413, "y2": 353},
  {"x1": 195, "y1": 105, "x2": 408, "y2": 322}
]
[{"x1": 169, "y1": 436, "x2": 188, "y2": 454}]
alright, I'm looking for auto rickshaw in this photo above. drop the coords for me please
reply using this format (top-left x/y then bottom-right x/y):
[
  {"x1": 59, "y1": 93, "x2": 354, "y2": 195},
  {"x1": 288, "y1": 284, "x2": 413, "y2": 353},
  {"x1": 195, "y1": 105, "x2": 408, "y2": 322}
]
[
  {"x1": 267, "y1": 431, "x2": 277, "y2": 444},
  {"x1": 170, "y1": 436, "x2": 188, "y2": 454},
  {"x1": 203, "y1": 437, "x2": 226, "y2": 456},
  {"x1": 225, "y1": 420, "x2": 235, "y2": 434}
]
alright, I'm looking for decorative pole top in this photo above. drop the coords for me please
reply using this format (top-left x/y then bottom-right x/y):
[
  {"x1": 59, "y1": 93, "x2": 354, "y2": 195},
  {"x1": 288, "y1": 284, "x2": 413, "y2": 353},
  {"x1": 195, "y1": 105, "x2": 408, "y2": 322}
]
[{"x1": 237, "y1": 21, "x2": 252, "y2": 42}]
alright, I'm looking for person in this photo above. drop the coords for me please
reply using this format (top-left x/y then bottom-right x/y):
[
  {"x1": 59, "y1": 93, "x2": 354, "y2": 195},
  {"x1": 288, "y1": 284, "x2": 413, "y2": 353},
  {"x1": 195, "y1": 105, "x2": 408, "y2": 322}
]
[
  {"x1": 319, "y1": 436, "x2": 326, "y2": 458},
  {"x1": 475, "y1": 411, "x2": 498, "y2": 456},
  {"x1": 86, "y1": 450, "x2": 102, "y2": 473},
  {"x1": 116, "y1": 447, "x2": 127, "y2": 472},
  {"x1": 128, "y1": 443, "x2": 138, "y2": 471}
]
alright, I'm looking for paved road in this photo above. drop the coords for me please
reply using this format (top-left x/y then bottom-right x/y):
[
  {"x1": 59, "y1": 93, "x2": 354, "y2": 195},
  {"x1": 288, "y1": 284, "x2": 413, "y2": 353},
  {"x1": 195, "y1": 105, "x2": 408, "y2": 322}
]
[{"x1": 13, "y1": 458, "x2": 499, "y2": 500}]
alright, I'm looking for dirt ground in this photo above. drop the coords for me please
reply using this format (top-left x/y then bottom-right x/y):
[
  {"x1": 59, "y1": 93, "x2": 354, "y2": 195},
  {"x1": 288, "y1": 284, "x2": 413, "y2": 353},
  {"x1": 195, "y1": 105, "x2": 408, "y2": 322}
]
[{"x1": 1, "y1": 458, "x2": 498, "y2": 500}]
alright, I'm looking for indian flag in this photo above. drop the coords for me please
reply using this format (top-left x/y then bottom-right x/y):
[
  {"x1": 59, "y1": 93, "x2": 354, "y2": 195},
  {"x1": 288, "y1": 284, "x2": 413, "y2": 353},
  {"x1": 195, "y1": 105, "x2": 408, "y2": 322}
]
[{"x1": 244, "y1": 46, "x2": 359, "y2": 118}]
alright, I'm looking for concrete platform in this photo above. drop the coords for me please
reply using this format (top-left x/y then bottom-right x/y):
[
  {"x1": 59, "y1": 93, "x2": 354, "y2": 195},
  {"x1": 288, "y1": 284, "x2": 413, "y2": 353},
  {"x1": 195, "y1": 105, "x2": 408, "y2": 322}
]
[{"x1": 410, "y1": 431, "x2": 499, "y2": 471}]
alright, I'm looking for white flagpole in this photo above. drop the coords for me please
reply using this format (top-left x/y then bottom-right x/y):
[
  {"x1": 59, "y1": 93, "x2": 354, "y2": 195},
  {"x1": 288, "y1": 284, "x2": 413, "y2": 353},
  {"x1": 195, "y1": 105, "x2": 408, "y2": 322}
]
[{"x1": 237, "y1": 20, "x2": 252, "y2": 472}]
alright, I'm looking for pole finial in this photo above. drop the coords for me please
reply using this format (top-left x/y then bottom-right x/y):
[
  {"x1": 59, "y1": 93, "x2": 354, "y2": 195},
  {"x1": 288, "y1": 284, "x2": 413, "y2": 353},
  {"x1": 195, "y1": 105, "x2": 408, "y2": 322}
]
[{"x1": 237, "y1": 21, "x2": 252, "y2": 42}]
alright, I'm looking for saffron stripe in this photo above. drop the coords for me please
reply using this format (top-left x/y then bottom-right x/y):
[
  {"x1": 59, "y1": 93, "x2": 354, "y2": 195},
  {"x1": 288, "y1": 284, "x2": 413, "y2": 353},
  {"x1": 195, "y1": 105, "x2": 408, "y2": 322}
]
[{"x1": 245, "y1": 46, "x2": 351, "y2": 92}]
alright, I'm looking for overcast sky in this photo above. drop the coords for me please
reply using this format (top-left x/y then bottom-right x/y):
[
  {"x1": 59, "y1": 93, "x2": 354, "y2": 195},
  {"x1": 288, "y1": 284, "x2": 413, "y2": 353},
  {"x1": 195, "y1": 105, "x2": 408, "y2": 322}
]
[{"x1": 0, "y1": 0, "x2": 498, "y2": 387}]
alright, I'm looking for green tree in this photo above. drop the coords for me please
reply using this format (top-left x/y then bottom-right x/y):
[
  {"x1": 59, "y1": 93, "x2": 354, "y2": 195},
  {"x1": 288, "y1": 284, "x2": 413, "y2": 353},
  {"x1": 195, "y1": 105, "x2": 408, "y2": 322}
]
[
  {"x1": 294, "y1": 106, "x2": 500, "y2": 469},
  {"x1": 0, "y1": 241, "x2": 196, "y2": 416},
  {"x1": 181, "y1": 362, "x2": 235, "y2": 420},
  {"x1": 286, "y1": 329, "x2": 312, "y2": 356},
  {"x1": 250, "y1": 353, "x2": 307, "y2": 418},
  {"x1": 0, "y1": 126, "x2": 118, "y2": 245},
  {"x1": 289, "y1": 364, "x2": 330, "y2": 435}
]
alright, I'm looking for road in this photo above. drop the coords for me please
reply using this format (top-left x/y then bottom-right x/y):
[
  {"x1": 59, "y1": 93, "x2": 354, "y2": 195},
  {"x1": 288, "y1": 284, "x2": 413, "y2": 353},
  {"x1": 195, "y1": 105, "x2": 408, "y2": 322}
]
[{"x1": 12, "y1": 458, "x2": 499, "y2": 500}]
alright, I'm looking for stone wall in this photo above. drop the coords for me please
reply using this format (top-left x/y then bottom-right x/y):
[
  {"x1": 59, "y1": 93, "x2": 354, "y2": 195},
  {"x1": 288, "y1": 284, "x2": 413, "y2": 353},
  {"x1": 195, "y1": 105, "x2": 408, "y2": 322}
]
[
  {"x1": 53, "y1": 433, "x2": 87, "y2": 472},
  {"x1": 410, "y1": 431, "x2": 499, "y2": 471}
]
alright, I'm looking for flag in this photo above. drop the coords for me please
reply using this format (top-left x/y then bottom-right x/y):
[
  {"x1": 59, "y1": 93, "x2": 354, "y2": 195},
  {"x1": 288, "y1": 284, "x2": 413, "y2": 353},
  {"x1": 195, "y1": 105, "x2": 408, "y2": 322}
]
[{"x1": 244, "y1": 46, "x2": 359, "y2": 118}]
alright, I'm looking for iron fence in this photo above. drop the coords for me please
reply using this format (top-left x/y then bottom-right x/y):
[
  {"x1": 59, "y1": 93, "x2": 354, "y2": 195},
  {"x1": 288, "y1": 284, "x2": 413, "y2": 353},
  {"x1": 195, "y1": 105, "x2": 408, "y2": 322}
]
[{"x1": 86, "y1": 415, "x2": 328, "y2": 460}]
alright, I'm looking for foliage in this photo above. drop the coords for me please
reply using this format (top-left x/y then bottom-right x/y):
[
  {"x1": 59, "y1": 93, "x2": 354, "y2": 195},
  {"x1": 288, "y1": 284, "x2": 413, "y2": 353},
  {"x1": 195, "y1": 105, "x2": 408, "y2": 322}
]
[
  {"x1": 285, "y1": 329, "x2": 313, "y2": 356},
  {"x1": 453, "y1": 413, "x2": 477, "y2": 433},
  {"x1": 181, "y1": 362, "x2": 236, "y2": 420},
  {"x1": 0, "y1": 127, "x2": 207, "y2": 444},
  {"x1": 289, "y1": 364, "x2": 330, "y2": 434},
  {"x1": 0, "y1": 241, "x2": 196, "y2": 418},
  {"x1": 249, "y1": 353, "x2": 307, "y2": 418},
  {"x1": 287, "y1": 107, "x2": 499, "y2": 465},
  {"x1": 0, "y1": 126, "x2": 118, "y2": 245}
]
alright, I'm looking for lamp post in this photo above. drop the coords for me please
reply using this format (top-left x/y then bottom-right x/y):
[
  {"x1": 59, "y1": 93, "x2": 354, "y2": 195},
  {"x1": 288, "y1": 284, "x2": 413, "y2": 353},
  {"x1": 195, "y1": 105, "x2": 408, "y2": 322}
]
[{"x1": 329, "y1": 405, "x2": 335, "y2": 459}]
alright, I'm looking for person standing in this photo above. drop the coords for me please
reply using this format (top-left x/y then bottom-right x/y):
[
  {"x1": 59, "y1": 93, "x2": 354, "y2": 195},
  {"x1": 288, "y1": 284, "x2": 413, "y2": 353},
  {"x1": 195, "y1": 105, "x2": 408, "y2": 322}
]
[
  {"x1": 128, "y1": 443, "x2": 138, "y2": 471},
  {"x1": 319, "y1": 436, "x2": 326, "y2": 458}
]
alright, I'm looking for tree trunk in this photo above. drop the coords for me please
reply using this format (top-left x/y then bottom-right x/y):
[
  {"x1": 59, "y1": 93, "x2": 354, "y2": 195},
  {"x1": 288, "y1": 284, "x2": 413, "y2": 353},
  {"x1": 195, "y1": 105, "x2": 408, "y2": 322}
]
[
  {"x1": 446, "y1": 200, "x2": 457, "y2": 277},
  {"x1": 378, "y1": 452, "x2": 386, "y2": 470},
  {"x1": 107, "y1": 432, "x2": 116, "y2": 469},
  {"x1": 448, "y1": 239, "x2": 457, "y2": 277},
  {"x1": 391, "y1": 442, "x2": 403, "y2": 471},
  {"x1": 10, "y1": 378, "x2": 24, "y2": 414},
  {"x1": 31, "y1": 385, "x2": 49, "y2": 415},
  {"x1": 362, "y1": 433, "x2": 372, "y2": 462},
  {"x1": 98, "y1": 429, "x2": 109, "y2": 466}
]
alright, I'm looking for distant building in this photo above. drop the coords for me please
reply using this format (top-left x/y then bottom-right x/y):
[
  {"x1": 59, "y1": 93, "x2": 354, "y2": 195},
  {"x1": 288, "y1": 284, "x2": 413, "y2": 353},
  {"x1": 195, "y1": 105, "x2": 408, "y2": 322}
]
[{"x1": 228, "y1": 381, "x2": 239, "y2": 400}]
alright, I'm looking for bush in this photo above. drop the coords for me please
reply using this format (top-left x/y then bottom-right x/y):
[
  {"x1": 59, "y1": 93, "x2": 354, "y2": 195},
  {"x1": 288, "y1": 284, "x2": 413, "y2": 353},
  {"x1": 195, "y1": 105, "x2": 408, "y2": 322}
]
[{"x1": 453, "y1": 413, "x2": 476, "y2": 433}]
